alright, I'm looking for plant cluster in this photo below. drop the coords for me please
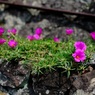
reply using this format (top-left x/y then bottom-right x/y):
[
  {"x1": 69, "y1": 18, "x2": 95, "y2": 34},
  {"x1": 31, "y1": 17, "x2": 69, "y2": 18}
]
[{"x1": 0, "y1": 27, "x2": 95, "y2": 77}]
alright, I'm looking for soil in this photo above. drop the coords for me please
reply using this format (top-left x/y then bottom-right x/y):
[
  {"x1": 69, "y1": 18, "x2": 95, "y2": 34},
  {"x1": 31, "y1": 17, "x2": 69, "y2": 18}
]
[{"x1": 29, "y1": 69, "x2": 73, "y2": 95}]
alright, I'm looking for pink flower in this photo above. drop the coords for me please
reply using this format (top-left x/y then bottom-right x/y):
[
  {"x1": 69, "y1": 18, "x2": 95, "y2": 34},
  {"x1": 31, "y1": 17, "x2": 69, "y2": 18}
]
[
  {"x1": 27, "y1": 34, "x2": 40, "y2": 41},
  {"x1": 74, "y1": 41, "x2": 87, "y2": 51},
  {"x1": 27, "y1": 35, "x2": 34, "y2": 41},
  {"x1": 90, "y1": 32, "x2": 95, "y2": 40},
  {"x1": 35, "y1": 27, "x2": 42, "y2": 36},
  {"x1": 53, "y1": 37, "x2": 60, "y2": 42},
  {"x1": 0, "y1": 38, "x2": 6, "y2": 45},
  {"x1": 72, "y1": 49, "x2": 86, "y2": 62},
  {"x1": 8, "y1": 28, "x2": 17, "y2": 35},
  {"x1": 0, "y1": 27, "x2": 4, "y2": 36},
  {"x1": 33, "y1": 34, "x2": 40, "y2": 40},
  {"x1": 8, "y1": 39, "x2": 17, "y2": 48},
  {"x1": 66, "y1": 28, "x2": 73, "y2": 35}
]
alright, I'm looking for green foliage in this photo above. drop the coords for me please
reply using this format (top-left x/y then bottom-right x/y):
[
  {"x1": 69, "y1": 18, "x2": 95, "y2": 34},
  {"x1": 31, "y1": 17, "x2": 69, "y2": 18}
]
[{"x1": 0, "y1": 34, "x2": 95, "y2": 76}]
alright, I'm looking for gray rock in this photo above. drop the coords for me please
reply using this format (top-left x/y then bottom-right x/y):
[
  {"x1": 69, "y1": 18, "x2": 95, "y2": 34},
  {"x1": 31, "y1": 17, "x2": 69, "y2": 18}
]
[
  {"x1": 54, "y1": 1, "x2": 62, "y2": 8},
  {"x1": 4, "y1": 13, "x2": 25, "y2": 30},
  {"x1": 87, "y1": 78, "x2": 95, "y2": 92},
  {"x1": 0, "y1": 61, "x2": 30, "y2": 88},
  {"x1": 41, "y1": 0, "x2": 48, "y2": 4},
  {"x1": 90, "y1": 54, "x2": 95, "y2": 64},
  {"x1": 32, "y1": 1, "x2": 42, "y2": 7},
  {"x1": 0, "y1": 85, "x2": 8, "y2": 94},
  {"x1": 14, "y1": 84, "x2": 29, "y2": 95},
  {"x1": 47, "y1": 0, "x2": 56, "y2": 5},
  {"x1": 28, "y1": 9, "x2": 40, "y2": 16},
  {"x1": 0, "y1": 4, "x2": 5, "y2": 11},
  {"x1": 0, "y1": 91, "x2": 9, "y2": 95},
  {"x1": 38, "y1": 19, "x2": 50, "y2": 29},
  {"x1": 73, "y1": 89, "x2": 92, "y2": 95},
  {"x1": 92, "y1": 89, "x2": 95, "y2": 95},
  {"x1": 79, "y1": 0, "x2": 92, "y2": 5}
]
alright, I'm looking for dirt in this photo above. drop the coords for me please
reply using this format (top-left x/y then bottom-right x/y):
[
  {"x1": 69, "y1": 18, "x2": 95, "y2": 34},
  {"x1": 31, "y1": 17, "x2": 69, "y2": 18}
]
[{"x1": 29, "y1": 69, "x2": 73, "y2": 95}]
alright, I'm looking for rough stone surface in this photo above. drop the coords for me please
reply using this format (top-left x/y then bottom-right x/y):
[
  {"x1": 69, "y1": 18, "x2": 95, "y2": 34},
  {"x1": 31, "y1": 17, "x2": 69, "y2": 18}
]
[
  {"x1": 73, "y1": 89, "x2": 92, "y2": 95},
  {"x1": 0, "y1": 61, "x2": 30, "y2": 88},
  {"x1": 14, "y1": 84, "x2": 29, "y2": 95},
  {"x1": 4, "y1": 0, "x2": 94, "y2": 12},
  {"x1": 0, "y1": 91, "x2": 9, "y2": 95}
]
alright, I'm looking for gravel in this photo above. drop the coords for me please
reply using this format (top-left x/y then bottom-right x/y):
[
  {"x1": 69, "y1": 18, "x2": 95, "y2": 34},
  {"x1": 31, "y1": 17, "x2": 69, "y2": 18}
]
[{"x1": 6, "y1": 0, "x2": 93, "y2": 12}]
